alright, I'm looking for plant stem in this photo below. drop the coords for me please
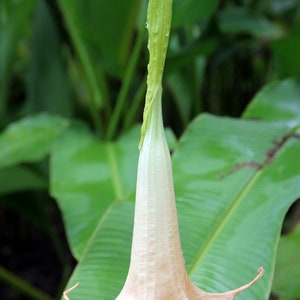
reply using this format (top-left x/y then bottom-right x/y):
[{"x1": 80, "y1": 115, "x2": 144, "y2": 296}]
[
  {"x1": 0, "y1": 265, "x2": 54, "y2": 300},
  {"x1": 106, "y1": 28, "x2": 145, "y2": 140},
  {"x1": 0, "y1": 0, "x2": 37, "y2": 129},
  {"x1": 59, "y1": 2, "x2": 109, "y2": 136},
  {"x1": 123, "y1": 75, "x2": 147, "y2": 132}
]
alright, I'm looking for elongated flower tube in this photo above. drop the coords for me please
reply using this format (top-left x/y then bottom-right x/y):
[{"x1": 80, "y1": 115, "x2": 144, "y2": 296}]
[
  {"x1": 116, "y1": 81, "x2": 264, "y2": 298},
  {"x1": 116, "y1": 0, "x2": 263, "y2": 299},
  {"x1": 115, "y1": 78, "x2": 264, "y2": 300}
]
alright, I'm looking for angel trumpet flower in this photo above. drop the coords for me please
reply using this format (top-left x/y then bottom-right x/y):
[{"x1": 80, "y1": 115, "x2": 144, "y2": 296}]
[
  {"x1": 62, "y1": 0, "x2": 263, "y2": 299},
  {"x1": 116, "y1": 86, "x2": 264, "y2": 299},
  {"x1": 116, "y1": 0, "x2": 263, "y2": 298}
]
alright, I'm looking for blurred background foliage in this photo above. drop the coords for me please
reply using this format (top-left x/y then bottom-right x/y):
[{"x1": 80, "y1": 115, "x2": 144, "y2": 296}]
[{"x1": 0, "y1": 0, "x2": 299, "y2": 299}]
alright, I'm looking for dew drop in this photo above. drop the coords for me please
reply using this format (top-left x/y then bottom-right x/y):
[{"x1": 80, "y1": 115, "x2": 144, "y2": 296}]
[{"x1": 145, "y1": 22, "x2": 149, "y2": 29}]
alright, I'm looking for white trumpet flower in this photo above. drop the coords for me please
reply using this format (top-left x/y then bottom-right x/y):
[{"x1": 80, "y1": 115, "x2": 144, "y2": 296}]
[
  {"x1": 115, "y1": 85, "x2": 264, "y2": 299},
  {"x1": 116, "y1": 0, "x2": 263, "y2": 298}
]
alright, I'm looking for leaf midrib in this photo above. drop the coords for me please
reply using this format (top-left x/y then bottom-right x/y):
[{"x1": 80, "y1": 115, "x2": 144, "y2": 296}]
[
  {"x1": 79, "y1": 200, "x2": 119, "y2": 261},
  {"x1": 106, "y1": 143, "x2": 123, "y2": 201},
  {"x1": 78, "y1": 141, "x2": 133, "y2": 261}
]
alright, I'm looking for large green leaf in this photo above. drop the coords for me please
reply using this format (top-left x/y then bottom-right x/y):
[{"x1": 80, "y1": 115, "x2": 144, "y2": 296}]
[
  {"x1": 51, "y1": 123, "x2": 140, "y2": 260},
  {"x1": 0, "y1": 113, "x2": 68, "y2": 169},
  {"x1": 52, "y1": 80, "x2": 300, "y2": 299},
  {"x1": 243, "y1": 78, "x2": 300, "y2": 126},
  {"x1": 173, "y1": 114, "x2": 299, "y2": 300},
  {"x1": 272, "y1": 223, "x2": 300, "y2": 299},
  {"x1": 62, "y1": 200, "x2": 134, "y2": 299}
]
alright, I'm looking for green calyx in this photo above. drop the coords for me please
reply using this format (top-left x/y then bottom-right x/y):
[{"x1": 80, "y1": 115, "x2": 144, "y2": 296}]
[{"x1": 139, "y1": 0, "x2": 173, "y2": 149}]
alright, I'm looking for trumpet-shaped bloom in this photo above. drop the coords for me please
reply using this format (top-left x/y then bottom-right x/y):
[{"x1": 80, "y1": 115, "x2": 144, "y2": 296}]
[{"x1": 116, "y1": 92, "x2": 263, "y2": 300}]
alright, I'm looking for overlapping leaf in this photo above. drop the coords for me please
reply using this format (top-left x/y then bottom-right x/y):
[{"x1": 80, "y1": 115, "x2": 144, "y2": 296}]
[
  {"x1": 0, "y1": 166, "x2": 46, "y2": 195},
  {"x1": 243, "y1": 78, "x2": 300, "y2": 126},
  {"x1": 0, "y1": 113, "x2": 68, "y2": 169}
]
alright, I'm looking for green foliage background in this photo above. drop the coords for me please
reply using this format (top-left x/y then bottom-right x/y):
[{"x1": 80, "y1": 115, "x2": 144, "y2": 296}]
[{"x1": 0, "y1": 0, "x2": 300, "y2": 299}]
